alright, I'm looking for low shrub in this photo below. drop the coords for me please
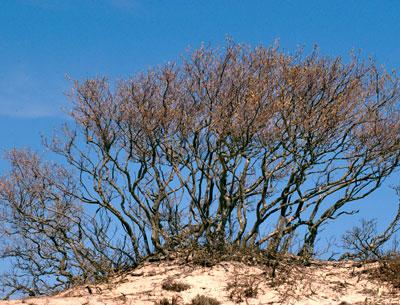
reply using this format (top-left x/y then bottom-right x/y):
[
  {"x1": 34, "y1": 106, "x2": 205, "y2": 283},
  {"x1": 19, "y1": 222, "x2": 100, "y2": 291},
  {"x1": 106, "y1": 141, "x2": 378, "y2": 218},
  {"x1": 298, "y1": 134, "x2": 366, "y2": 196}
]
[
  {"x1": 182, "y1": 241, "x2": 274, "y2": 268},
  {"x1": 154, "y1": 296, "x2": 180, "y2": 305},
  {"x1": 227, "y1": 274, "x2": 259, "y2": 303},
  {"x1": 161, "y1": 278, "x2": 190, "y2": 292},
  {"x1": 190, "y1": 294, "x2": 221, "y2": 305},
  {"x1": 377, "y1": 254, "x2": 400, "y2": 288}
]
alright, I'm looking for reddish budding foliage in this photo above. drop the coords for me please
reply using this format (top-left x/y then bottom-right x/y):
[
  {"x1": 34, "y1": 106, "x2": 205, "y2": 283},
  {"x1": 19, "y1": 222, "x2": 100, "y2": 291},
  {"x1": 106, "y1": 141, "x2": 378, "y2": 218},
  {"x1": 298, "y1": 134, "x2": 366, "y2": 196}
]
[{"x1": 1, "y1": 42, "x2": 400, "y2": 299}]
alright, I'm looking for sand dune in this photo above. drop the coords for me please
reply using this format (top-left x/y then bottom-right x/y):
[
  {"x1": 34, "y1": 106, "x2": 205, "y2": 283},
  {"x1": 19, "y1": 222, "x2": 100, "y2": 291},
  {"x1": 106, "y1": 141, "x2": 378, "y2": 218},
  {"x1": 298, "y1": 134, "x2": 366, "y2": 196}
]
[{"x1": 1, "y1": 259, "x2": 399, "y2": 305}]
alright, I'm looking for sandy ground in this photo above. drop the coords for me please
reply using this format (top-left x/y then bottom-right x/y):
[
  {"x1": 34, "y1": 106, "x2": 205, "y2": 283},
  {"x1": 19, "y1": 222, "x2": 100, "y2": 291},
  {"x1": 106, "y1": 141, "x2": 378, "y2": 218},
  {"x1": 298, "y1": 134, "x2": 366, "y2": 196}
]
[{"x1": 1, "y1": 260, "x2": 399, "y2": 305}]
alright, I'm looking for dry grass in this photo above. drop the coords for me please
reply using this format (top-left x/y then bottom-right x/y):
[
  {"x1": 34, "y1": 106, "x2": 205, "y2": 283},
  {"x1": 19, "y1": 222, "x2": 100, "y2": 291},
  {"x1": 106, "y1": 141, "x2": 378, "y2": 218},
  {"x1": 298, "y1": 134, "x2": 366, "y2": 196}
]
[
  {"x1": 372, "y1": 254, "x2": 400, "y2": 289},
  {"x1": 180, "y1": 242, "x2": 296, "y2": 269},
  {"x1": 161, "y1": 278, "x2": 191, "y2": 292},
  {"x1": 154, "y1": 296, "x2": 181, "y2": 305},
  {"x1": 189, "y1": 295, "x2": 220, "y2": 305},
  {"x1": 226, "y1": 273, "x2": 259, "y2": 303}
]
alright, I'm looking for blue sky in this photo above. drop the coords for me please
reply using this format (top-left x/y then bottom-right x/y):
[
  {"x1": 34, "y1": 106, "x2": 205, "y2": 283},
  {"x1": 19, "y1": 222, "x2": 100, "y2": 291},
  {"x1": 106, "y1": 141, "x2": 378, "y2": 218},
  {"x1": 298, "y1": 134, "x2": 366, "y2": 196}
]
[
  {"x1": 2, "y1": 0, "x2": 400, "y2": 118},
  {"x1": 0, "y1": 0, "x2": 399, "y2": 255}
]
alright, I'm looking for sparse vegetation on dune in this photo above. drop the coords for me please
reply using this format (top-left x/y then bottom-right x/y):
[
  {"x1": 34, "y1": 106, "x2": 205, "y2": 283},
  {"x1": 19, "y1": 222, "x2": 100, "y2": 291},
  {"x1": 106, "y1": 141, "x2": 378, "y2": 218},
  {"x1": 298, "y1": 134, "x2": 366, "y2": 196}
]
[
  {"x1": 189, "y1": 295, "x2": 221, "y2": 305},
  {"x1": 1, "y1": 259, "x2": 400, "y2": 305},
  {"x1": 0, "y1": 41, "x2": 399, "y2": 301},
  {"x1": 161, "y1": 278, "x2": 191, "y2": 292},
  {"x1": 370, "y1": 254, "x2": 400, "y2": 289},
  {"x1": 154, "y1": 296, "x2": 181, "y2": 305}
]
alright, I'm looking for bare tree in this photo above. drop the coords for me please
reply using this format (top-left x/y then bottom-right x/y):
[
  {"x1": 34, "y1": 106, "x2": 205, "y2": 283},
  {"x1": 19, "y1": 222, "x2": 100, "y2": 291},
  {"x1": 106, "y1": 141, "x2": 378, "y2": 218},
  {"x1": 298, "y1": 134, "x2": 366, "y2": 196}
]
[
  {"x1": 341, "y1": 186, "x2": 400, "y2": 260},
  {"x1": 0, "y1": 150, "x2": 134, "y2": 299},
  {"x1": 1, "y1": 42, "x2": 399, "y2": 298}
]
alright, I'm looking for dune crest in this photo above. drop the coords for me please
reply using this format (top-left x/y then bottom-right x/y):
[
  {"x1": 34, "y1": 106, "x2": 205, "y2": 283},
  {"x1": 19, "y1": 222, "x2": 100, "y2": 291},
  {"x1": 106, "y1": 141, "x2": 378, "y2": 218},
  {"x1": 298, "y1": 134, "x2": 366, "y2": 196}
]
[{"x1": 2, "y1": 259, "x2": 399, "y2": 305}]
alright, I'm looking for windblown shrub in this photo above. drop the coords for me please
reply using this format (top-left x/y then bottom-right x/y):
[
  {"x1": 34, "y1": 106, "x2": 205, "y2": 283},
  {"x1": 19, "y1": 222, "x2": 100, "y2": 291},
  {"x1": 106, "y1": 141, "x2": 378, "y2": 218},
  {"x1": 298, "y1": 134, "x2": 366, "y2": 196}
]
[{"x1": 1, "y1": 41, "x2": 400, "y2": 299}]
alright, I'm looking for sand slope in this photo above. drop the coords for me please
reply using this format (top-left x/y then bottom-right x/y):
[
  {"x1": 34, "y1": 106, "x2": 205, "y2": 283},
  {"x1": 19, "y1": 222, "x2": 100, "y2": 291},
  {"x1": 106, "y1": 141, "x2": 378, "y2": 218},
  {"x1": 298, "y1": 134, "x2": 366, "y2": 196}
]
[{"x1": 1, "y1": 260, "x2": 399, "y2": 305}]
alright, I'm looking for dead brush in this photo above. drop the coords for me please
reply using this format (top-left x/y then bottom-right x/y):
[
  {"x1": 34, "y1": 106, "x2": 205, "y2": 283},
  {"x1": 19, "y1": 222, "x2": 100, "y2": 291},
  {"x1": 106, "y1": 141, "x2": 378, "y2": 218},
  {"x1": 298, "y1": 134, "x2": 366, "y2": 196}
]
[
  {"x1": 264, "y1": 253, "x2": 301, "y2": 286},
  {"x1": 154, "y1": 296, "x2": 181, "y2": 305},
  {"x1": 181, "y1": 241, "x2": 276, "y2": 268},
  {"x1": 161, "y1": 277, "x2": 191, "y2": 292},
  {"x1": 190, "y1": 294, "x2": 221, "y2": 305},
  {"x1": 372, "y1": 254, "x2": 400, "y2": 289},
  {"x1": 263, "y1": 255, "x2": 313, "y2": 304},
  {"x1": 226, "y1": 273, "x2": 259, "y2": 303}
]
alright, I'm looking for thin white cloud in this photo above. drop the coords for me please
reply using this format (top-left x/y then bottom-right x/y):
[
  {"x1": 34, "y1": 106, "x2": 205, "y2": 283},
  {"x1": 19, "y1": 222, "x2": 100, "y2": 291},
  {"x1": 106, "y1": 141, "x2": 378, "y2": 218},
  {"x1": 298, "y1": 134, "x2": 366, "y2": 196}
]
[
  {"x1": 20, "y1": 0, "x2": 140, "y2": 12},
  {"x1": 107, "y1": 0, "x2": 137, "y2": 9},
  {"x1": 105, "y1": 0, "x2": 146, "y2": 14},
  {"x1": 17, "y1": 0, "x2": 71, "y2": 11},
  {"x1": 0, "y1": 100, "x2": 59, "y2": 118},
  {"x1": 0, "y1": 68, "x2": 65, "y2": 119}
]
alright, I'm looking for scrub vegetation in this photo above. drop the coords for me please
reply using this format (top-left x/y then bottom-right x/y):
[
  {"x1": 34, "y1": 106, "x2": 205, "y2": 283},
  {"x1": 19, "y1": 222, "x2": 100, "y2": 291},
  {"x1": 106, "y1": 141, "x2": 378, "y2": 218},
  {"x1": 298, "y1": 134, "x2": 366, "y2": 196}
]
[{"x1": 1, "y1": 41, "x2": 399, "y2": 299}]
